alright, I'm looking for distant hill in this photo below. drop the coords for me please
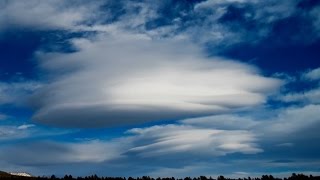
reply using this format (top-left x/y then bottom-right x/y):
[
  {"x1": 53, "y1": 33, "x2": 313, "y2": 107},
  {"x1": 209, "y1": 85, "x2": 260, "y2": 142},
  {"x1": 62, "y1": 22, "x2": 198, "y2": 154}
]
[
  {"x1": 0, "y1": 171, "x2": 11, "y2": 177},
  {"x1": 0, "y1": 171, "x2": 33, "y2": 179}
]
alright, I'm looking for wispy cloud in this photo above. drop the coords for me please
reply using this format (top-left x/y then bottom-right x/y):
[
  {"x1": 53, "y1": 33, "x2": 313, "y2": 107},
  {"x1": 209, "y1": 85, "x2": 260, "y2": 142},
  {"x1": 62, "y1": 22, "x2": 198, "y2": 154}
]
[
  {"x1": 126, "y1": 124, "x2": 262, "y2": 157},
  {"x1": 0, "y1": 81, "x2": 42, "y2": 106},
  {"x1": 0, "y1": 125, "x2": 34, "y2": 141},
  {"x1": 17, "y1": 124, "x2": 35, "y2": 130},
  {"x1": 0, "y1": 0, "x2": 101, "y2": 31},
  {"x1": 303, "y1": 67, "x2": 320, "y2": 81}
]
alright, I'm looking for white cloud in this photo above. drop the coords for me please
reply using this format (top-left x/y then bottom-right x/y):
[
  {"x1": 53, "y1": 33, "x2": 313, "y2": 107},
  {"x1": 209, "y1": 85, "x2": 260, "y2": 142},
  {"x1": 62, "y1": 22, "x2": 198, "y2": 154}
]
[
  {"x1": 280, "y1": 88, "x2": 320, "y2": 104},
  {"x1": 30, "y1": 31, "x2": 281, "y2": 127},
  {"x1": 260, "y1": 104, "x2": 320, "y2": 137},
  {"x1": 303, "y1": 67, "x2": 320, "y2": 81},
  {"x1": 181, "y1": 104, "x2": 320, "y2": 142},
  {"x1": 127, "y1": 124, "x2": 262, "y2": 157},
  {"x1": 17, "y1": 124, "x2": 35, "y2": 130},
  {"x1": 0, "y1": 0, "x2": 101, "y2": 31},
  {"x1": 238, "y1": 106, "x2": 318, "y2": 141}
]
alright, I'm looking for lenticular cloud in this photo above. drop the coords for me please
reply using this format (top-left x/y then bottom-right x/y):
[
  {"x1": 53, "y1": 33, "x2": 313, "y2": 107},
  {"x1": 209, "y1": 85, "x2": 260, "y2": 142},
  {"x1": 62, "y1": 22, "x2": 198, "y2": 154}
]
[{"x1": 31, "y1": 32, "x2": 281, "y2": 127}]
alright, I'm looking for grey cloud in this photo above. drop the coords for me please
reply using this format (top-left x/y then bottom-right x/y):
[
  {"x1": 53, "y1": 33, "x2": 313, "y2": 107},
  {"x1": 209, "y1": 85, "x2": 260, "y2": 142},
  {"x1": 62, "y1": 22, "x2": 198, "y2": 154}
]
[
  {"x1": 32, "y1": 103, "x2": 221, "y2": 128},
  {"x1": 0, "y1": 125, "x2": 33, "y2": 141},
  {"x1": 0, "y1": 124, "x2": 71, "y2": 142},
  {"x1": 0, "y1": 140, "x2": 126, "y2": 166},
  {"x1": 181, "y1": 115, "x2": 259, "y2": 130},
  {"x1": 0, "y1": 81, "x2": 42, "y2": 106}
]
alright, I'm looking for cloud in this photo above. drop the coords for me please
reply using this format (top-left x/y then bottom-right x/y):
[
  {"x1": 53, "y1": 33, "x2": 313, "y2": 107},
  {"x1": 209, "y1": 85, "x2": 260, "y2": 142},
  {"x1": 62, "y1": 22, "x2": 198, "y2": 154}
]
[
  {"x1": 181, "y1": 115, "x2": 259, "y2": 130},
  {"x1": 188, "y1": 104, "x2": 320, "y2": 141},
  {"x1": 181, "y1": 103, "x2": 320, "y2": 149},
  {"x1": 0, "y1": 81, "x2": 41, "y2": 106},
  {"x1": 17, "y1": 124, "x2": 35, "y2": 130},
  {"x1": 1, "y1": 102, "x2": 320, "y2": 176},
  {"x1": 0, "y1": 123, "x2": 262, "y2": 171},
  {"x1": 280, "y1": 88, "x2": 320, "y2": 104},
  {"x1": 0, "y1": 140, "x2": 126, "y2": 166},
  {"x1": 1, "y1": 0, "x2": 318, "y2": 50},
  {"x1": 29, "y1": 31, "x2": 281, "y2": 128},
  {"x1": 181, "y1": 101, "x2": 320, "y2": 146},
  {"x1": 0, "y1": 124, "x2": 70, "y2": 142},
  {"x1": 192, "y1": 0, "x2": 300, "y2": 46},
  {"x1": 0, "y1": 125, "x2": 33, "y2": 141},
  {"x1": 260, "y1": 104, "x2": 320, "y2": 138},
  {"x1": 303, "y1": 67, "x2": 320, "y2": 81},
  {"x1": 277, "y1": 68, "x2": 320, "y2": 105},
  {"x1": 0, "y1": 0, "x2": 101, "y2": 31},
  {"x1": 126, "y1": 124, "x2": 262, "y2": 157}
]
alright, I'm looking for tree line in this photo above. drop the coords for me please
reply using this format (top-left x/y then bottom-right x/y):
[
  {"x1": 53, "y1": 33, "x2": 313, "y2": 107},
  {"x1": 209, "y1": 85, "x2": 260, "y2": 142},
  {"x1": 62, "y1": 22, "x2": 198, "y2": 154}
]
[{"x1": 0, "y1": 173, "x2": 319, "y2": 180}]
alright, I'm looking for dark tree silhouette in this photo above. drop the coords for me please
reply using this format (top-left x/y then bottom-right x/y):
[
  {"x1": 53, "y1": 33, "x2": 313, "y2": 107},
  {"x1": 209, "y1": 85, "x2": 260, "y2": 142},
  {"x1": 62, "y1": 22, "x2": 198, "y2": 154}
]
[{"x1": 0, "y1": 172, "x2": 319, "y2": 180}]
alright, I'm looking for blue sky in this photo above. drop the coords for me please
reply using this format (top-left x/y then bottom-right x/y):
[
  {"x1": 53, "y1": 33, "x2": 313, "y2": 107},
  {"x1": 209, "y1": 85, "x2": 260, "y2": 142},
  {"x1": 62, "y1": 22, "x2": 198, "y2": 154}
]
[{"x1": 0, "y1": 0, "x2": 320, "y2": 177}]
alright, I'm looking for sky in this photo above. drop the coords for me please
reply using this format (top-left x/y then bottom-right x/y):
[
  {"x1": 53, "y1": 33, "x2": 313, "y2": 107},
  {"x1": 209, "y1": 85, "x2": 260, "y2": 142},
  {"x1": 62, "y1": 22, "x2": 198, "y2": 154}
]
[{"x1": 0, "y1": 0, "x2": 320, "y2": 178}]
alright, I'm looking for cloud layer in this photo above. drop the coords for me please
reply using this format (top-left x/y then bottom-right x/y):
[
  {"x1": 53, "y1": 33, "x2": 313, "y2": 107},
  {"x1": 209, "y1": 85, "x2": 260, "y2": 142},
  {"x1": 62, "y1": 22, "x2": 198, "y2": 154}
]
[
  {"x1": 2, "y1": 100, "x2": 320, "y2": 176},
  {"x1": 0, "y1": 121, "x2": 262, "y2": 176}
]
